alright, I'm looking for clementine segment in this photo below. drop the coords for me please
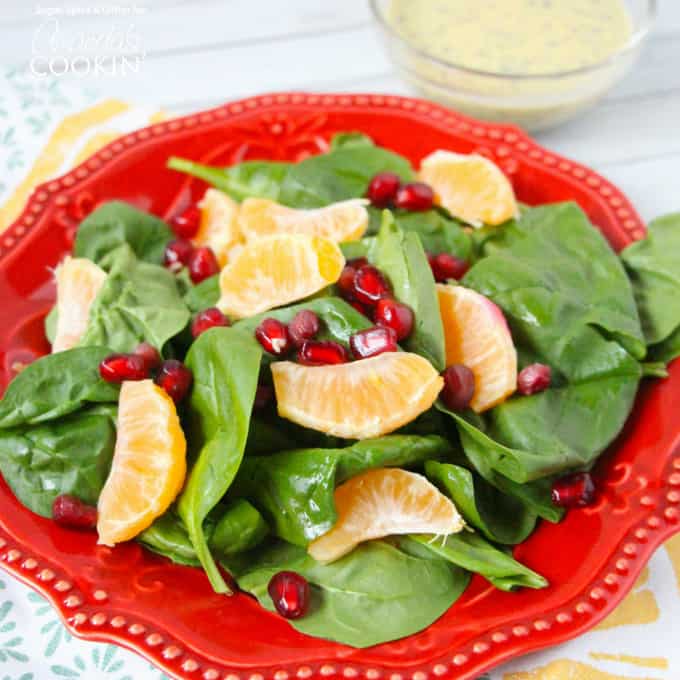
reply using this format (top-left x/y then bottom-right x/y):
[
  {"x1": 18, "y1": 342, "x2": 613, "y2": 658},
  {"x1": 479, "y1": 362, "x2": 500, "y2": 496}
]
[
  {"x1": 52, "y1": 256, "x2": 107, "y2": 353},
  {"x1": 271, "y1": 352, "x2": 443, "y2": 439},
  {"x1": 309, "y1": 468, "x2": 464, "y2": 563},
  {"x1": 195, "y1": 188, "x2": 241, "y2": 266},
  {"x1": 238, "y1": 197, "x2": 369, "y2": 243},
  {"x1": 97, "y1": 380, "x2": 187, "y2": 546},
  {"x1": 419, "y1": 150, "x2": 518, "y2": 226},
  {"x1": 217, "y1": 234, "x2": 344, "y2": 318},
  {"x1": 437, "y1": 283, "x2": 517, "y2": 413}
]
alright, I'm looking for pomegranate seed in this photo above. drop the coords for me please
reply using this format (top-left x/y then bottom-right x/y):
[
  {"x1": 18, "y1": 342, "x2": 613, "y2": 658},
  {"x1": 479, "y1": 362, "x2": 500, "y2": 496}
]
[
  {"x1": 52, "y1": 494, "x2": 97, "y2": 530},
  {"x1": 349, "y1": 300, "x2": 371, "y2": 317},
  {"x1": 297, "y1": 340, "x2": 349, "y2": 366},
  {"x1": 171, "y1": 205, "x2": 201, "y2": 239},
  {"x1": 164, "y1": 239, "x2": 194, "y2": 272},
  {"x1": 155, "y1": 359, "x2": 193, "y2": 403},
  {"x1": 350, "y1": 326, "x2": 398, "y2": 359},
  {"x1": 517, "y1": 363, "x2": 552, "y2": 395},
  {"x1": 255, "y1": 318, "x2": 291, "y2": 356},
  {"x1": 254, "y1": 384, "x2": 273, "y2": 410},
  {"x1": 99, "y1": 353, "x2": 148, "y2": 383},
  {"x1": 133, "y1": 342, "x2": 162, "y2": 372},
  {"x1": 440, "y1": 364, "x2": 476, "y2": 411},
  {"x1": 394, "y1": 182, "x2": 434, "y2": 211},
  {"x1": 192, "y1": 307, "x2": 230, "y2": 338},
  {"x1": 366, "y1": 172, "x2": 401, "y2": 208},
  {"x1": 429, "y1": 253, "x2": 470, "y2": 282},
  {"x1": 188, "y1": 246, "x2": 220, "y2": 284},
  {"x1": 288, "y1": 310, "x2": 321, "y2": 348},
  {"x1": 354, "y1": 264, "x2": 391, "y2": 306},
  {"x1": 551, "y1": 472, "x2": 596, "y2": 508},
  {"x1": 268, "y1": 571, "x2": 310, "y2": 619},
  {"x1": 374, "y1": 298, "x2": 414, "y2": 341},
  {"x1": 338, "y1": 264, "x2": 358, "y2": 299}
]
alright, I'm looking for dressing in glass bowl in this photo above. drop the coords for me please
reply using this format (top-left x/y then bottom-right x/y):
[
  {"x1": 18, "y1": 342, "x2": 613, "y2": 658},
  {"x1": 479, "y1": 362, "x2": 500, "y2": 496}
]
[{"x1": 371, "y1": 0, "x2": 656, "y2": 130}]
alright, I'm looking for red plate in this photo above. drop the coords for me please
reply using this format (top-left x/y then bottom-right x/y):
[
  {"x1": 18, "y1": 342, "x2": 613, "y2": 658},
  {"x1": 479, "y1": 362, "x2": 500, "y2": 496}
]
[{"x1": 0, "y1": 93, "x2": 679, "y2": 680}]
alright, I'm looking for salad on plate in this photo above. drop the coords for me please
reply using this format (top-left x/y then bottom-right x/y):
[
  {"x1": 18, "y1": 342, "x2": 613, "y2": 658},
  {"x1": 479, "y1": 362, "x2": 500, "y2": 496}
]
[{"x1": 1, "y1": 132, "x2": 679, "y2": 648}]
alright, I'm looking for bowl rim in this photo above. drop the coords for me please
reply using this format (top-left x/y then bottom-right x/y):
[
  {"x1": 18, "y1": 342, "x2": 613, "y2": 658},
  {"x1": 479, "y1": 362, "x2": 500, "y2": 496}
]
[{"x1": 369, "y1": 0, "x2": 657, "y2": 81}]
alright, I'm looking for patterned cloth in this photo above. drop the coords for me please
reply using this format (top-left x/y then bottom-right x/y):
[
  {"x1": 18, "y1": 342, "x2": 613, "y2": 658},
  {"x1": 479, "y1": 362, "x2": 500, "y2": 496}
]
[{"x1": 1, "y1": 72, "x2": 679, "y2": 680}]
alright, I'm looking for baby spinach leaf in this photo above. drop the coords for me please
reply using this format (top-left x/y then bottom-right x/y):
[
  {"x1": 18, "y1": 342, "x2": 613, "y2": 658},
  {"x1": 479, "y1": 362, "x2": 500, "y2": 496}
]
[
  {"x1": 178, "y1": 326, "x2": 262, "y2": 593},
  {"x1": 0, "y1": 406, "x2": 116, "y2": 517},
  {"x1": 278, "y1": 146, "x2": 414, "y2": 208},
  {"x1": 232, "y1": 435, "x2": 452, "y2": 546},
  {"x1": 74, "y1": 201, "x2": 173, "y2": 265},
  {"x1": 182, "y1": 274, "x2": 220, "y2": 313},
  {"x1": 391, "y1": 209, "x2": 473, "y2": 261},
  {"x1": 621, "y1": 213, "x2": 680, "y2": 363},
  {"x1": 79, "y1": 245, "x2": 191, "y2": 353},
  {"x1": 329, "y1": 132, "x2": 374, "y2": 150},
  {"x1": 211, "y1": 499, "x2": 269, "y2": 556},
  {"x1": 371, "y1": 211, "x2": 446, "y2": 369},
  {"x1": 425, "y1": 460, "x2": 536, "y2": 545},
  {"x1": 0, "y1": 347, "x2": 119, "y2": 429},
  {"x1": 235, "y1": 296, "x2": 372, "y2": 347},
  {"x1": 401, "y1": 533, "x2": 547, "y2": 591},
  {"x1": 139, "y1": 512, "x2": 203, "y2": 566},
  {"x1": 229, "y1": 539, "x2": 469, "y2": 648},
  {"x1": 167, "y1": 157, "x2": 291, "y2": 202}
]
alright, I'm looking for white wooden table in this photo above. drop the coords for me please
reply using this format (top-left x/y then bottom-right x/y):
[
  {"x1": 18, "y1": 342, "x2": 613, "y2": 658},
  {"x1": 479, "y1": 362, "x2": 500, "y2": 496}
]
[{"x1": 0, "y1": 2, "x2": 679, "y2": 678}]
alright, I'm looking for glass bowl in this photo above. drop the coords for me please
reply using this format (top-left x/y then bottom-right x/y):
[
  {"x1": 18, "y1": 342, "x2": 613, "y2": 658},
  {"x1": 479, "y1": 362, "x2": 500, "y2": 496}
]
[{"x1": 370, "y1": 0, "x2": 657, "y2": 131}]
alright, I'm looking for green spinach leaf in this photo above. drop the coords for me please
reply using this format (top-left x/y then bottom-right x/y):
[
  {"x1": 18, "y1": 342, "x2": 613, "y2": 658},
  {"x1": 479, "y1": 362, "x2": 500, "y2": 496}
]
[
  {"x1": 621, "y1": 213, "x2": 680, "y2": 363},
  {"x1": 182, "y1": 274, "x2": 220, "y2": 313},
  {"x1": 425, "y1": 460, "x2": 536, "y2": 544},
  {"x1": 232, "y1": 435, "x2": 452, "y2": 546},
  {"x1": 371, "y1": 211, "x2": 446, "y2": 369},
  {"x1": 79, "y1": 245, "x2": 191, "y2": 353},
  {"x1": 229, "y1": 539, "x2": 469, "y2": 648},
  {"x1": 329, "y1": 132, "x2": 374, "y2": 150},
  {"x1": 74, "y1": 201, "x2": 173, "y2": 265},
  {"x1": 0, "y1": 406, "x2": 116, "y2": 517},
  {"x1": 0, "y1": 347, "x2": 119, "y2": 428},
  {"x1": 167, "y1": 157, "x2": 291, "y2": 202},
  {"x1": 211, "y1": 499, "x2": 269, "y2": 556},
  {"x1": 177, "y1": 326, "x2": 262, "y2": 593},
  {"x1": 391, "y1": 209, "x2": 472, "y2": 261},
  {"x1": 401, "y1": 533, "x2": 547, "y2": 591}
]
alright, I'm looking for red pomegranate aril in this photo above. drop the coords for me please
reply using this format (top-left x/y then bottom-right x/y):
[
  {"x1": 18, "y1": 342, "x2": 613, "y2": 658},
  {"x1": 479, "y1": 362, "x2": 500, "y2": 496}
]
[
  {"x1": 353, "y1": 264, "x2": 391, "y2": 306},
  {"x1": 99, "y1": 353, "x2": 148, "y2": 383},
  {"x1": 349, "y1": 299, "x2": 371, "y2": 317},
  {"x1": 338, "y1": 264, "x2": 358, "y2": 299},
  {"x1": 288, "y1": 310, "x2": 321, "y2": 348},
  {"x1": 164, "y1": 239, "x2": 194, "y2": 272},
  {"x1": 52, "y1": 494, "x2": 97, "y2": 530},
  {"x1": 517, "y1": 363, "x2": 552, "y2": 395},
  {"x1": 429, "y1": 253, "x2": 470, "y2": 282},
  {"x1": 551, "y1": 472, "x2": 596, "y2": 508},
  {"x1": 192, "y1": 307, "x2": 230, "y2": 338},
  {"x1": 350, "y1": 326, "x2": 398, "y2": 359},
  {"x1": 155, "y1": 359, "x2": 193, "y2": 403},
  {"x1": 366, "y1": 172, "x2": 401, "y2": 208},
  {"x1": 268, "y1": 571, "x2": 310, "y2": 619},
  {"x1": 374, "y1": 298, "x2": 414, "y2": 341},
  {"x1": 255, "y1": 318, "x2": 291, "y2": 356},
  {"x1": 188, "y1": 246, "x2": 220, "y2": 284},
  {"x1": 297, "y1": 340, "x2": 349, "y2": 366},
  {"x1": 133, "y1": 342, "x2": 162, "y2": 372},
  {"x1": 440, "y1": 364, "x2": 476, "y2": 411},
  {"x1": 394, "y1": 182, "x2": 434, "y2": 211},
  {"x1": 171, "y1": 205, "x2": 201, "y2": 239},
  {"x1": 254, "y1": 384, "x2": 274, "y2": 410}
]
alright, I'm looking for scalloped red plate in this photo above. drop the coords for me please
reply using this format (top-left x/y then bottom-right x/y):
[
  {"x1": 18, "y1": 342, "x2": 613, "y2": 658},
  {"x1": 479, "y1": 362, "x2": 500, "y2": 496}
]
[{"x1": 1, "y1": 93, "x2": 679, "y2": 680}]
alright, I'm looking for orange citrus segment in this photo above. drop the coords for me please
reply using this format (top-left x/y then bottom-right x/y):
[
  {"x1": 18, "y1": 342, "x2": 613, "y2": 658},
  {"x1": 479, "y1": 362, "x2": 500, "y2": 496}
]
[
  {"x1": 217, "y1": 234, "x2": 344, "y2": 318},
  {"x1": 52, "y1": 256, "x2": 107, "y2": 353},
  {"x1": 309, "y1": 468, "x2": 464, "y2": 563},
  {"x1": 419, "y1": 150, "x2": 518, "y2": 227},
  {"x1": 195, "y1": 188, "x2": 241, "y2": 266},
  {"x1": 97, "y1": 380, "x2": 187, "y2": 546},
  {"x1": 238, "y1": 198, "x2": 369, "y2": 243},
  {"x1": 437, "y1": 283, "x2": 517, "y2": 413},
  {"x1": 272, "y1": 352, "x2": 443, "y2": 439}
]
